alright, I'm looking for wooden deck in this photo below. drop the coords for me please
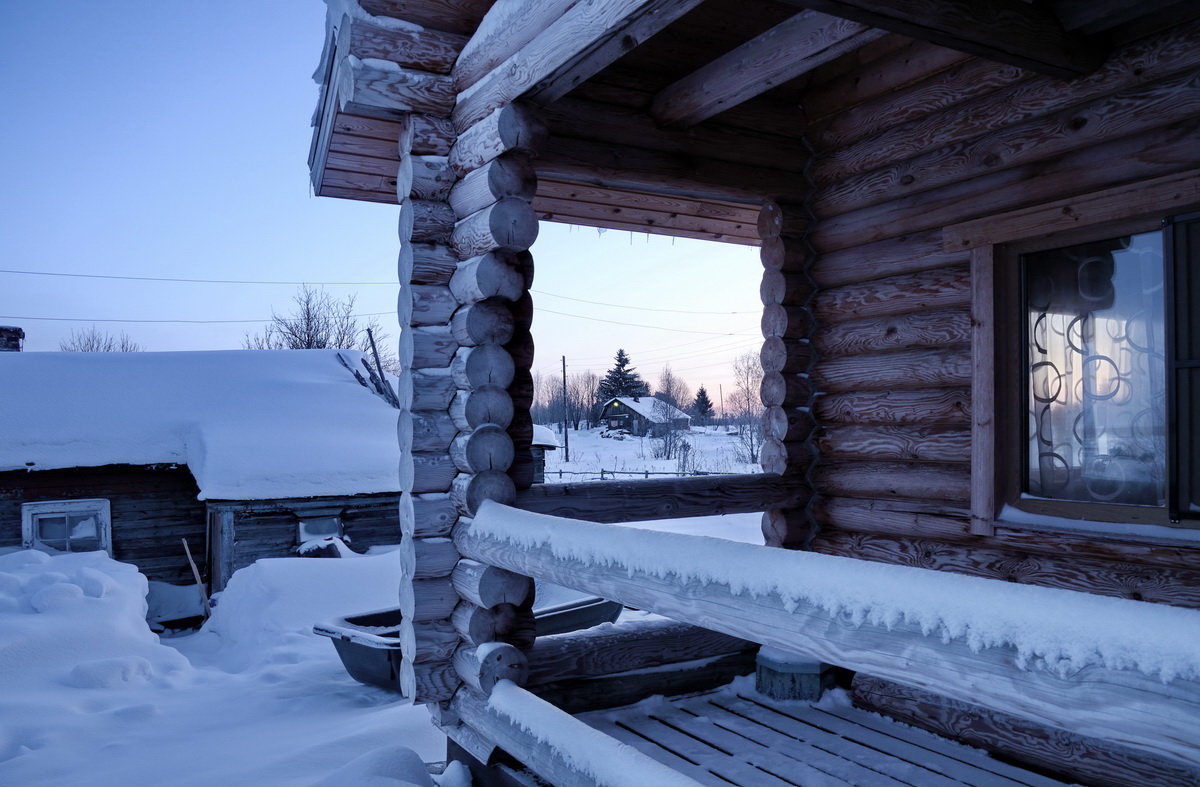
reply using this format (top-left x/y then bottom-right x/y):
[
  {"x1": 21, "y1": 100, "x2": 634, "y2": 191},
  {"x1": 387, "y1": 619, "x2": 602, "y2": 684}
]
[{"x1": 577, "y1": 686, "x2": 1067, "y2": 786}]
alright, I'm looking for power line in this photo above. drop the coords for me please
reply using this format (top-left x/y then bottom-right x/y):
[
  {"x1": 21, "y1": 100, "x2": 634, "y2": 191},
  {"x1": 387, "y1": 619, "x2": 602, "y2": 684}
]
[
  {"x1": 0, "y1": 312, "x2": 395, "y2": 325},
  {"x1": 0, "y1": 268, "x2": 392, "y2": 286},
  {"x1": 531, "y1": 289, "x2": 753, "y2": 316}
]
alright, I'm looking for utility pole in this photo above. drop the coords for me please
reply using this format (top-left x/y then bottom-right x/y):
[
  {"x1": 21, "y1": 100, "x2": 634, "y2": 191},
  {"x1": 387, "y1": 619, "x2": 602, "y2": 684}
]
[
  {"x1": 719, "y1": 384, "x2": 724, "y2": 429},
  {"x1": 561, "y1": 355, "x2": 570, "y2": 462}
]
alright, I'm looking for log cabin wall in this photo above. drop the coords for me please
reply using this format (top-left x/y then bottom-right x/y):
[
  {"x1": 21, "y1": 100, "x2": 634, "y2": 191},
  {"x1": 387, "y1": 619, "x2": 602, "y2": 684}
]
[{"x1": 798, "y1": 21, "x2": 1200, "y2": 607}]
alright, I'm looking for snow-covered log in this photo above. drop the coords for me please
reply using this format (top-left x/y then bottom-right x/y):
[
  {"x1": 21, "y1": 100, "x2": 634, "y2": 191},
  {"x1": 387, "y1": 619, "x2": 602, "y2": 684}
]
[
  {"x1": 458, "y1": 502, "x2": 1200, "y2": 769},
  {"x1": 451, "y1": 558, "x2": 533, "y2": 608},
  {"x1": 452, "y1": 601, "x2": 535, "y2": 648},
  {"x1": 449, "y1": 155, "x2": 538, "y2": 218},
  {"x1": 452, "y1": 682, "x2": 705, "y2": 787},
  {"x1": 451, "y1": 197, "x2": 539, "y2": 258},
  {"x1": 454, "y1": 642, "x2": 529, "y2": 694},
  {"x1": 449, "y1": 103, "x2": 547, "y2": 176}
]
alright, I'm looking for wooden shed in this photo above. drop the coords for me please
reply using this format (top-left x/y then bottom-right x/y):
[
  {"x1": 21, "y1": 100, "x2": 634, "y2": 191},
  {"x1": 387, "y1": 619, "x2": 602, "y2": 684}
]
[
  {"x1": 306, "y1": 1, "x2": 1200, "y2": 784},
  {"x1": 0, "y1": 350, "x2": 412, "y2": 618}
]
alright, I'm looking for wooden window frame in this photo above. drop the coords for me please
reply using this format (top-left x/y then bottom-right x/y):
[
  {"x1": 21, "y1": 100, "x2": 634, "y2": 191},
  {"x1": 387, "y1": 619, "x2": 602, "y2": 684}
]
[
  {"x1": 21, "y1": 498, "x2": 112, "y2": 554},
  {"x1": 944, "y1": 169, "x2": 1200, "y2": 536}
]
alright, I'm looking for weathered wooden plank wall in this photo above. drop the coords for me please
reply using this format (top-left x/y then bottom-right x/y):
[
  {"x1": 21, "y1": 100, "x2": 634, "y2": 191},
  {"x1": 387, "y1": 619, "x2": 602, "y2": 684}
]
[
  {"x1": 799, "y1": 22, "x2": 1200, "y2": 607},
  {"x1": 0, "y1": 466, "x2": 206, "y2": 584}
]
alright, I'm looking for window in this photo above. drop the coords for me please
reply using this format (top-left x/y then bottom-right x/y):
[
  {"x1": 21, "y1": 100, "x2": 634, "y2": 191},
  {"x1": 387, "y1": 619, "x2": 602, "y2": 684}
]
[
  {"x1": 21, "y1": 499, "x2": 112, "y2": 553},
  {"x1": 985, "y1": 207, "x2": 1199, "y2": 529}
]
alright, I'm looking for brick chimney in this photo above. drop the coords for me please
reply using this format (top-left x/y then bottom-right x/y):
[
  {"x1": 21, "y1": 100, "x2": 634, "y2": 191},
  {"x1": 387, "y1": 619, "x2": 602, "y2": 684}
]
[{"x1": 0, "y1": 326, "x2": 24, "y2": 352}]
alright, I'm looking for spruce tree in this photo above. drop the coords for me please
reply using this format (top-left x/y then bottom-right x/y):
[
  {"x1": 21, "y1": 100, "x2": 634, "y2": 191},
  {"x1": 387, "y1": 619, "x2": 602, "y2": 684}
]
[
  {"x1": 691, "y1": 386, "x2": 715, "y2": 423},
  {"x1": 596, "y1": 349, "x2": 650, "y2": 403}
]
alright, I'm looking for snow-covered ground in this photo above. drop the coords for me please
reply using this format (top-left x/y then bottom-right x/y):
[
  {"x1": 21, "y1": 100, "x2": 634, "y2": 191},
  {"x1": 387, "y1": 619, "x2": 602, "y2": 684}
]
[
  {"x1": 0, "y1": 514, "x2": 760, "y2": 785},
  {"x1": 543, "y1": 425, "x2": 761, "y2": 482}
]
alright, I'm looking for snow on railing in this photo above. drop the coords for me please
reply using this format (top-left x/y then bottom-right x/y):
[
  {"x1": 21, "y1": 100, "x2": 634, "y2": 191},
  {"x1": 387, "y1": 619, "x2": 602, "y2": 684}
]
[{"x1": 459, "y1": 500, "x2": 1200, "y2": 769}]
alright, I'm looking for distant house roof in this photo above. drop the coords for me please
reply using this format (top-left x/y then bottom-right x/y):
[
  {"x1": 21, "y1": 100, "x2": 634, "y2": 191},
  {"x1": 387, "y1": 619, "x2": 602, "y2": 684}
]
[
  {"x1": 602, "y1": 396, "x2": 691, "y2": 424},
  {"x1": 0, "y1": 350, "x2": 400, "y2": 501},
  {"x1": 531, "y1": 424, "x2": 560, "y2": 449}
]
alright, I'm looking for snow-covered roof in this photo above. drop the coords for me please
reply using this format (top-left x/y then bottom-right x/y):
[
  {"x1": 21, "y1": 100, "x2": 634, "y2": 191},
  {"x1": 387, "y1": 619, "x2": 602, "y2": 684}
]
[
  {"x1": 531, "y1": 424, "x2": 559, "y2": 448},
  {"x1": 0, "y1": 350, "x2": 400, "y2": 501},
  {"x1": 602, "y1": 396, "x2": 691, "y2": 424}
]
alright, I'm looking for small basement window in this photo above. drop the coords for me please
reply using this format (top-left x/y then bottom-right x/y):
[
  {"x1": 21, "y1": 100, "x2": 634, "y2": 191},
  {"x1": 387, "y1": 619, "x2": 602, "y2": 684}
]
[{"x1": 21, "y1": 499, "x2": 112, "y2": 553}]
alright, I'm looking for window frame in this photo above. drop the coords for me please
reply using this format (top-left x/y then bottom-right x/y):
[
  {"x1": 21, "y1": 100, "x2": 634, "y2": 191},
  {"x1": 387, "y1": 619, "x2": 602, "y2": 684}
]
[
  {"x1": 21, "y1": 498, "x2": 112, "y2": 554},
  {"x1": 947, "y1": 170, "x2": 1200, "y2": 537},
  {"x1": 994, "y1": 215, "x2": 1170, "y2": 527}
]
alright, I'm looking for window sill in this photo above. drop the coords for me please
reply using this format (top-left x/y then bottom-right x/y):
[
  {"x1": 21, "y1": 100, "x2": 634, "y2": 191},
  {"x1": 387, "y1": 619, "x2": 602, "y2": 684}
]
[{"x1": 996, "y1": 504, "x2": 1200, "y2": 547}]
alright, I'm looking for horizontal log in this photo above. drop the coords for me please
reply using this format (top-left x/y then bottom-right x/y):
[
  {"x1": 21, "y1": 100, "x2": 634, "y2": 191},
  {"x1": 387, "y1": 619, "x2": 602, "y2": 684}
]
[
  {"x1": 450, "y1": 155, "x2": 538, "y2": 218},
  {"x1": 413, "y1": 451, "x2": 458, "y2": 494},
  {"x1": 450, "y1": 252, "x2": 525, "y2": 303},
  {"x1": 763, "y1": 405, "x2": 817, "y2": 443},
  {"x1": 785, "y1": 0, "x2": 1101, "y2": 79},
  {"x1": 815, "y1": 307, "x2": 971, "y2": 357},
  {"x1": 813, "y1": 346, "x2": 972, "y2": 392},
  {"x1": 451, "y1": 470, "x2": 517, "y2": 514},
  {"x1": 453, "y1": 602, "x2": 536, "y2": 648},
  {"x1": 452, "y1": 198, "x2": 539, "y2": 258},
  {"x1": 409, "y1": 284, "x2": 456, "y2": 326},
  {"x1": 813, "y1": 118, "x2": 1200, "y2": 252},
  {"x1": 814, "y1": 495, "x2": 970, "y2": 540},
  {"x1": 327, "y1": 112, "x2": 452, "y2": 157},
  {"x1": 451, "y1": 344, "x2": 516, "y2": 389},
  {"x1": 450, "y1": 299, "x2": 515, "y2": 347},
  {"x1": 459, "y1": 506, "x2": 1200, "y2": 767},
  {"x1": 852, "y1": 674, "x2": 1200, "y2": 787},
  {"x1": 533, "y1": 202, "x2": 759, "y2": 245},
  {"x1": 450, "y1": 385, "x2": 514, "y2": 431},
  {"x1": 454, "y1": 643, "x2": 529, "y2": 695},
  {"x1": 403, "y1": 576, "x2": 458, "y2": 622},
  {"x1": 409, "y1": 242, "x2": 459, "y2": 284},
  {"x1": 815, "y1": 388, "x2": 972, "y2": 425},
  {"x1": 400, "y1": 198, "x2": 456, "y2": 244},
  {"x1": 452, "y1": 0, "x2": 705, "y2": 129},
  {"x1": 814, "y1": 21, "x2": 1200, "y2": 185},
  {"x1": 411, "y1": 326, "x2": 458, "y2": 369},
  {"x1": 760, "y1": 269, "x2": 816, "y2": 306},
  {"x1": 413, "y1": 658, "x2": 458, "y2": 704},
  {"x1": 411, "y1": 411, "x2": 458, "y2": 452},
  {"x1": 321, "y1": 168, "x2": 396, "y2": 199},
  {"x1": 449, "y1": 103, "x2": 548, "y2": 176},
  {"x1": 347, "y1": 15, "x2": 467, "y2": 75},
  {"x1": 760, "y1": 371, "x2": 816, "y2": 407},
  {"x1": 413, "y1": 537, "x2": 460, "y2": 578},
  {"x1": 760, "y1": 437, "x2": 814, "y2": 476},
  {"x1": 762, "y1": 508, "x2": 820, "y2": 549},
  {"x1": 513, "y1": 473, "x2": 810, "y2": 523},
  {"x1": 452, "y1": 558, "x2": 534, "y2": 608},
  {"x1": 760, "y1": 336, "x2": 814, "y2": 374},
  {"x1": 410, "y1": 156, "x2": 456, "y2": 201},
  {"x1": 452, "y1": 0, "x2": 578, "y2": 90},
  {"x1": 819, "y1": 424, "x2": 972, "y2": 463},
  {"x1": 414, "y1": 494, "x2": 459, "y2": 537},
  {"x1": 451, "y1": 424, "x2": 515, "y2": 474},
  {"x1": 526, "y1": 618, "x2": 753, "y2": 687},
  {"x1": 817, "y1": 460, "x2": 971, "y2": 501},
  {"x1": 357, "y1": 0, "x2": 490, "y2": 36},
  {"x1": 411, "y1": 369, "x2": 456, "y2": 411},
  {"x1": 812, "y1": 531, "x2": 1200, "y2": 609},
  {"x1": 651, "y1": 11, "x2": 880, "y2": 128},
  {"x1": 451, "y1": 684, "x2": 701, "y2": 786},
  {"x1": 761, "y1": 304, "x2": 814, "y2": 339},
  {"x1": 816, "y1": 65, "x2": 1200, "y2": 217},
  {"x1": 812, "y1": 230, "x2": 966, "y2": 288},
  {"x1": 402, "y1": 619, "x2": 459, "y2": 664},
  {"x1": 337, "y1": 57, "x2": 455, "y2": 117},
  {"x1": 814, "y1": 265, "x2": 970, "y2": 324}
]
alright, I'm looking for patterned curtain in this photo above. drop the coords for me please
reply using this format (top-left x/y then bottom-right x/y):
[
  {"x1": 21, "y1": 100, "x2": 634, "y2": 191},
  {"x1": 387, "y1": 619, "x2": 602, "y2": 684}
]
[{"x1": 1023, "y1": 230, "x2": 1166, "y2": 507}]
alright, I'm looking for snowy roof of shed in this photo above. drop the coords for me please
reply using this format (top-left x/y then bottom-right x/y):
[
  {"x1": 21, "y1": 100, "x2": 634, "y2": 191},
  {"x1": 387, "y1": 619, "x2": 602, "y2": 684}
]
[
  {"x1": 0, "y1": 350, "x2": 400, "y2": 501},
  {"x1": 603, "y1": 396, "x2": 691, "y2": 424}
]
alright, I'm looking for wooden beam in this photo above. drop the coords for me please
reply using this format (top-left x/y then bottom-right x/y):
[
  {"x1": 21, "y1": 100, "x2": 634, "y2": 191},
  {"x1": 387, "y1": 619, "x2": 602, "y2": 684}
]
[
  {"x1": 457, "y1": 506, "x2": 1200, "y2": 769},
  {"x1": 454, "y1": 0, "x2": 706, "y2": 130},
  {"x1": 357, "y1": 0, "x2": 491, "y2": 36},
  {"x1": 348, "y1": 15, "x2": 468, "y2": 74},
  {"x1": 452, "y1": 684, "x2": 708, "y2": 786},
  {"x1": 774, "y1": 0, "x2": 1103, "y2": 78},
  {"x1": 513, "y1": 473, "x2": 809, "y2": 524},
  {"x1": 650, "y1": 11, "x2": 884, "y2": 128},
  {"x1": 453, "y1": 0, "x2": 580, "y2": 90}
]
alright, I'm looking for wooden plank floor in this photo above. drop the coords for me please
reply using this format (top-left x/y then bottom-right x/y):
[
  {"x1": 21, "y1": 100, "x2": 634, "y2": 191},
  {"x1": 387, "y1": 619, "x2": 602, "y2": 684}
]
[{"x1": 577, "y1": 686, "x2": 1069, "y2": 786}]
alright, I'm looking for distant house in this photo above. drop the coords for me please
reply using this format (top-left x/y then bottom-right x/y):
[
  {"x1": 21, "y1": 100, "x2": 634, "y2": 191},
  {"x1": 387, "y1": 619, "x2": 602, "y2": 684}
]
[
  {"x1": 0, "y1": 350, "x2": 421, "y2": 622},
  {"x1": 530, "y1": 425, "x2": 559, "y2": 484},
  {"x1": 600, "y1": 396, "x2": 691, "y2": 437}
]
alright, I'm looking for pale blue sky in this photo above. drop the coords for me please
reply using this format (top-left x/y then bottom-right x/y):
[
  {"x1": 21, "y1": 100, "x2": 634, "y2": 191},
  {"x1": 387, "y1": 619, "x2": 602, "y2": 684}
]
[{"x1": 0, "y1": 1, "x2": 761, "y2": 398}]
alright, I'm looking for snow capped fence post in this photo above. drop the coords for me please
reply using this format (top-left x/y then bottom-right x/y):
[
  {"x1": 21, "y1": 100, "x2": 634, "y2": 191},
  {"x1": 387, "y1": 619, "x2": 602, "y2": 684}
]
[{"x1": 758, "y1": 200, "x2": 821, "y2": 549}]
